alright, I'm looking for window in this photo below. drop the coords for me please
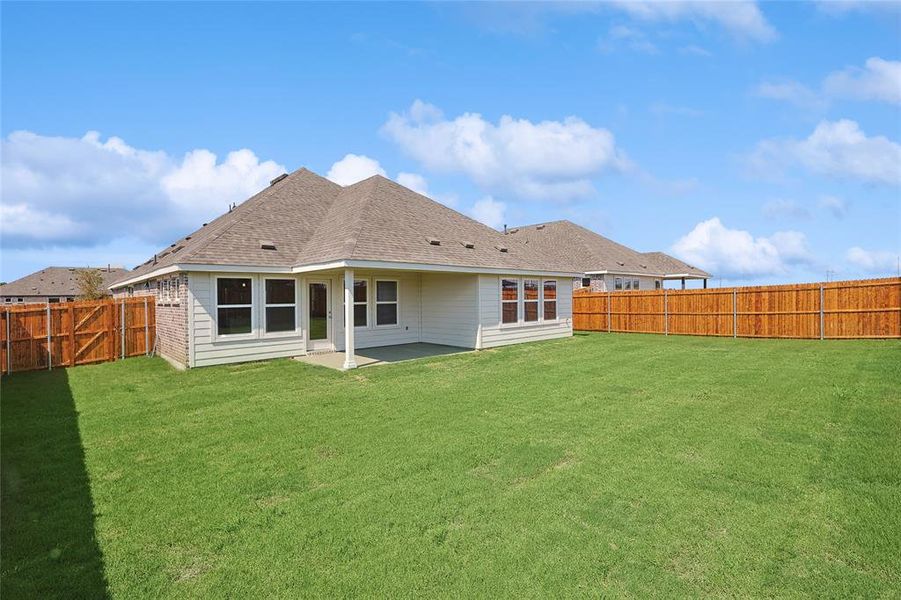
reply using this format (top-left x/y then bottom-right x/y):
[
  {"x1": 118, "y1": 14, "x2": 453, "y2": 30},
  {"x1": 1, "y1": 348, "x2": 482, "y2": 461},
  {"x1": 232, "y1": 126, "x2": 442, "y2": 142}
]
[
  {"x1": 354, "y1": 280, "x2": 368, "y2": 327},
  {"x1": 615, "y1": 277, "x2": 623, "y2": 291},
  {"x1": 161, "y1": 279, "x2": 170, "y2": 303},
  {"x1": 48, "y1": 297, "x2": 60, "y2": 303},
  {"x1": 523, "y1": 279, "x2": 539, "y2": 322},
  {"x1": 3, "y1": 298, "x2": 10, "y2": 303},
  {"x1": 624, "y1": 279, "x2": 632, "y2": 291},
  {"x1": 265, "y1": 279, "x2": 296, "y2": 333},
  {"x1": 16, "y1": 298, "x2": 23, "y2": 303},
  {"x1": 655, "y1": 280, "x2": 661, "y2": 290},
  {"x1": 375, "y1": 280, "x2": 398, "y2": 326},
  {"x1": 581, "y1": 277, "x2": 591, "y2": 288},
  {"x1": 633, "y1": 279, "x2": 640, "y2": 290},
  {"x1": 217, "y1": 277, "x2": 252, "y2": 336},
  {"x1": 66, "y1": 297, "x2": 74, "y2": 302},
  {"x1": 501, "y1": 278, "x2": 519, "y2": 324},
  {"x1": 543, "y1": 280, "x2": 557, "y2": 320},
  {"x1": 173, "y1": 277, "x2": 181, "y2": 303}
]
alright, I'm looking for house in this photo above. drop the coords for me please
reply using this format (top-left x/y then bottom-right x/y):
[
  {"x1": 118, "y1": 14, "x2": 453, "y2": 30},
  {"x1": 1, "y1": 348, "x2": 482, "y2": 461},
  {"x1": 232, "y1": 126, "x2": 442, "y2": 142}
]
[
  {"x1": 504, "y1": 220, "x2": 710, "y2": 292},
  {"x1": 1, "y1": 266, "x2": 127, "y2": 304},
  {"x1": 109, "y1": 169, "x2": 579, "y2": 370}
]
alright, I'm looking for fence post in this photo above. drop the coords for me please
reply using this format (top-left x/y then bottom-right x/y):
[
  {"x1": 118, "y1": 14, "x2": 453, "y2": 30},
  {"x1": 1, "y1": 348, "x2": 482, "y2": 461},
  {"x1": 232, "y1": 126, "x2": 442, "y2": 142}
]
[
  {"x1": 69, "y1": 303, "x2": 76, "y2": 367},
  {"x1": 5, "y1": 309, "x2": 10, "y2": 375},
  {"x1": 819, "y1": 284, "x2": 825, "y2": 340},
  {"x1": 664, "y1": 289, "x2": 668, "y2": 336},
  {"x1": 121, "y1": 300, "x2": 126, "y2": 359},
  {"x1": 607, "y1": 292, "x2": 611, "y2": 333},
  {"x1": 144, "y1": 297, "x2": 149, "y2": 356},
  {"x1": 46, "y1": 304, "x2": 52, "y2": 370},
  {"x1": 732, "y1": 289, "x2": 737, "y2": 339}
]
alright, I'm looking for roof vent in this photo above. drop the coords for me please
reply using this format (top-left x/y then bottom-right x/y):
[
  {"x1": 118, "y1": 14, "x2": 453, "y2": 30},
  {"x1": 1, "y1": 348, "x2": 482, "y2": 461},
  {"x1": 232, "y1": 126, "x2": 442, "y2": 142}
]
[
  {"x1": 185, "y1": 236, "x2": 192, "y2": 240},
  {"x1": 617, "y1": 261, "x2": 625, "y2": 266},
  {"x1": 426, "y1": 237, "x2": 441, "y2": 246},
  {"x1": 172, "y1": 245, "x2": 184, "y2": 254},
  {"x1": 640, "y1": 264, "x2": 647, "y2": 269},
  {"x1": 496, "y1": 245, "x2": 508, "y2": 253},
  {"x1": 260, "y1": 241, "x2": 277, "y2": 250},
  {"x1": 202, "y1": 223, "x2": 208, "y2": 227},
  {"x1": 508, "y1": 228, "x2": 519, "y2": 234},
  {"x1": 270, "y1": 173, "x2": 288, "y2": 186},
  {"x1": 536, "y1": 224, "x2": 546, "y2": 230},
  {"x1": 461, "y1": 241, "x2": 475, "y2": 249}
]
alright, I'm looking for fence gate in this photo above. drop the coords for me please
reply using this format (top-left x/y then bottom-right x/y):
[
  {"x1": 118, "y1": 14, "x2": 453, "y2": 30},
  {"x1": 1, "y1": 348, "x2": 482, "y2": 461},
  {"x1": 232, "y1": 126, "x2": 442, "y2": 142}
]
[{"x1": 1, "y1": 298, "x2": 156, "y2": 376}]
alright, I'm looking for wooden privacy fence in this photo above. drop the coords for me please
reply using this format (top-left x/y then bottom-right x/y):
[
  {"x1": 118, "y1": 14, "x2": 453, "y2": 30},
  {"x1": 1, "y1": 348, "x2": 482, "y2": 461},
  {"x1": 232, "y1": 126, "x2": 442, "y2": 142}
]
[
  {"x1": 0, "y1": 298, "x2": 156, "y2": 375},
  {"x1": 573, "y1": 277, "x2": 901, "y2": 339}
]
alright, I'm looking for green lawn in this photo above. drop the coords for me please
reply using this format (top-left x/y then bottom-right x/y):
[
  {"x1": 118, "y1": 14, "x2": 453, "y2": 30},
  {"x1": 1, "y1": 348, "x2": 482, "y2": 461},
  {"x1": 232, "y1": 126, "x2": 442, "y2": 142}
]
[{"x1": 2, "y1": 334, "x2": 900, "y2": 598}]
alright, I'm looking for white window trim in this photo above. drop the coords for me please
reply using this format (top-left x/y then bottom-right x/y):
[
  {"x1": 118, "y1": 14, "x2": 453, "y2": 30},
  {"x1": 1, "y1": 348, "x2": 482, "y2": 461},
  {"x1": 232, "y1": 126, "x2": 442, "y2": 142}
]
[
  {"x1": 172, "y1": 276, "x2": 181, "y2": 304},
  {"x1": 262, "y1": 276, "x2": 300, "y2": 338},
  {"x1": 374, "y1": 279, "x2": 400, "y2": 328},
  {"x1": 213, "y1": 274, "x2": 256, "y2": 341},
  {"x1": 542, "y1": 279, "x2": 558, "y2": 322},
  {"x1": 353, "y1": 278, "x2": 370, "y2": 330},
  {"x1": 499, "y1": 277, "x2": 521, "y2": 327},
  {"x1": 523, "y1": 278, "x2": 540, "y2": 323}
]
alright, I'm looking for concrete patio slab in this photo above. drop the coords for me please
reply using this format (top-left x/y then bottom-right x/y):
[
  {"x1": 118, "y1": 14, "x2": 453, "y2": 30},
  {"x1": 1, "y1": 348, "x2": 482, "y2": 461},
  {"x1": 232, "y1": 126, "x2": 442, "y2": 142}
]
[{"x1": 294, "y1": 342, "x2": 471, "y2": 370}]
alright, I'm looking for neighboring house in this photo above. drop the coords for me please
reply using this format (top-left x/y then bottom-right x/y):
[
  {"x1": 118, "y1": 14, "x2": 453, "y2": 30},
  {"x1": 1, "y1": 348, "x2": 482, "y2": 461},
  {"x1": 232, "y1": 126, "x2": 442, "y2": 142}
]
[
  {"x1": 109, "y1": 169, "x2": 579, "y2": 370},
  {"x1": 505, "y1": 220, "x2": 710, "y2": 292},
  {"x1": 1, "y1": 266, "x2": 127, "y2": 304}
]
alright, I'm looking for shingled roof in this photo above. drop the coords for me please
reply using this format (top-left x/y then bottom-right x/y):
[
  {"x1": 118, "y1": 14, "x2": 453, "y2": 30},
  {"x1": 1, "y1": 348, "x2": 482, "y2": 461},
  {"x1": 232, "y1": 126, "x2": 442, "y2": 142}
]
[
  {"x1": 1, "y1": 266, "x2": 127, "y2": 298},
  {"x1": 505, "y1": 220, "x2": 710, "y2": 278},
  {"x1": 111, "y1": 168, "x2": 576, "y2": 287},
  {"x1": 641, "y1": 252, "x2": 710, "y2": 278}
]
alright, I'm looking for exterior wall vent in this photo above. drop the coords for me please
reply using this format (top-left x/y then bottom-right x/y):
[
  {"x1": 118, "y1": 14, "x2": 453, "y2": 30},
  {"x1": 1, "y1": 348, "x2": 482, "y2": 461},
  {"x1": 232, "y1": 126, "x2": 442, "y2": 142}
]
[
  {"x1": 270, "y1": 173, "x2": 288, "y2": 186},
  {"x1": 260, "y1": 241, "x2": 277, "y2": 250}
]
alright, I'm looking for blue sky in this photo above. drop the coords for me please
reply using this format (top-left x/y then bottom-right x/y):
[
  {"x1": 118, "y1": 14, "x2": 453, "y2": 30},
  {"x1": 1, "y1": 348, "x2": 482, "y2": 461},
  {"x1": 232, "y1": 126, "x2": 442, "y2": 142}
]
[{"x1": 2, "y1": 1, "x2": 899, "y2": 285}]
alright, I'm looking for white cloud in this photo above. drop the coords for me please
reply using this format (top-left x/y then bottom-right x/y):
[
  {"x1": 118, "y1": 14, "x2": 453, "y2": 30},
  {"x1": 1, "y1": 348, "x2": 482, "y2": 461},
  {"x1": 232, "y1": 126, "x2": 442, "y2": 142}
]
[
  {"x1": 382, "y1": 100, "x2": 630, "y2": 201},
  {"x1": 679, "y1": 44, "x2": 712, "y2": 57},
  {"x1": 823, "y1": 57, "x2": 901, "y2": 105},
  {"x1": 0, "y1": 130, "x2": 285, "y2": 249},
  {"x1": 671, "y1": 217, "x2": 813, "y2": 278},
  {"x1": 757, "y1": 57, "x2": 901, "y2": 108},
  {"x1": 469, "y1": 196, "x2": 506, "y2": 230},
  {"x1": 750, "y1": 119, "x2": 901, "y2": 185},
  {"x1": 609, "y1": 0, "x2": 777, "y2": 42},
  {"x1": 755, "y1": 81, "x2": 826, "y2": 110},
  {"x1": 846, "y1": 247, "x2": 899, "y2": 274},
  {"x1": 598, "y1": 25, "x2": 658, "y2": 54},
  {"x1": 325, "y1": 153, "x2": 386, "y2": 186},
  {"x1": 396, "y1": 172, "x2": 429, "y2": 195},
  {"x1": 762, "y1": 198, "x2": 811, "y2": 219},
  {"x1": 818, "y1": 195, "x2": 847, "y2": 218}
]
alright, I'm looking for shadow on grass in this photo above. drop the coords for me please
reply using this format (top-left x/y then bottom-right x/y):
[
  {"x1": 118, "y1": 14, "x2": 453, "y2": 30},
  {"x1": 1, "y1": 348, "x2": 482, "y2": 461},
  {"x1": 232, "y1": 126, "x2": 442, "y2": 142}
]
[{"x1": 1, "y1": 369, "x2": 109, "y2": 598}]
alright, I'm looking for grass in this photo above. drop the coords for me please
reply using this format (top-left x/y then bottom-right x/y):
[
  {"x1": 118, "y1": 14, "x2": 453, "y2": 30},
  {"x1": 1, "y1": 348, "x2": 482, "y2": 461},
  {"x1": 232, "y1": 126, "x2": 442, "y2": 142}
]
[{"x1": 2, "y1": 333, "x2": 900, "y2": 598}]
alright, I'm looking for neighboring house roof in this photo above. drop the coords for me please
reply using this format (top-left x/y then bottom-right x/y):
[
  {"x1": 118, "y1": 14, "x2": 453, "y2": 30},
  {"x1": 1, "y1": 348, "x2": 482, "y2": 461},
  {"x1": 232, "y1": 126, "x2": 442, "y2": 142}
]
[
  {"x1": 505, "y1": 220, "x2": 710, "y2": 278},
  {"x1": 640, "y1": 251, "x2": 710, "y2": 278},
  {"x1": 111, "y1": 169, "x2": 577, "y2": 288},
  {"x1": 0, "y1": 266, "x2": 127, "y2": 297}
]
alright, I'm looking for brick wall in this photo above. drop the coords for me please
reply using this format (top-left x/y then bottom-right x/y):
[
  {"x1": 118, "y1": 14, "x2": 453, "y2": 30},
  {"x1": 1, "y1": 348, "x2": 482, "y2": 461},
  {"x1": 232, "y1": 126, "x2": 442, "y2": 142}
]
[
  {"x1": 113, "y1": 273, "x2": 189, "y2": 367},
  {"x1": 573, "y1": 275, "x2": 607, "y2": 293}
]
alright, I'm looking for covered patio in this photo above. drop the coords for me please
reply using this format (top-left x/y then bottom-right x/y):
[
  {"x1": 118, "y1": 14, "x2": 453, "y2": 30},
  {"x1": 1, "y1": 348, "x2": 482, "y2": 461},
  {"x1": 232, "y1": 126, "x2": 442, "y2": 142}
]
[{"x1": 295, "y1": 342, "x2": 470, "y2": 370}]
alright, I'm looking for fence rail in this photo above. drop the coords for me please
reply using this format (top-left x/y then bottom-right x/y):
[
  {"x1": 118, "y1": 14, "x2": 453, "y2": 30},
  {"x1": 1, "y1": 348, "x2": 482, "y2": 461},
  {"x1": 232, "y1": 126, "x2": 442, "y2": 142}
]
[
  {"x1": 1, "y1": 298, "x2": 155, "y2": 375},
  {"x1": 573, "y1": 277, "x2": 901, "y2": 339}
]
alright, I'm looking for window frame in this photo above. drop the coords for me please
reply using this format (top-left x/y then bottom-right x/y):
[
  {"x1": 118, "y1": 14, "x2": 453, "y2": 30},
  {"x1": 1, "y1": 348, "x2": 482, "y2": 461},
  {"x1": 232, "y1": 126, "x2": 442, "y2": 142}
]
[
  {"x1": 262, "y1": 276, "x2": 299, "y2": 337},
  {"x1": 500, "y1": 277, "x2": 520, "y2": 326},
  {"x1": 633, "y1": 278, "x2": 640, "y2": 290},
  {"x1": 581, "y1": 277, "x2": 591, "y2": 288},
  {"x1": 523, "y1": 278, "x2": 540, "y2": 323},
  {"x1": 542, "y1": 279, "x2": 558, "y2": 322},
  {"x1": 214, "y1": 275, "x2": 255, "y2": 340},
  {"x1": 172, "y1": 277, "x2": 181, "y2": 304},
  {"x1": 374, "y1": 279, "x2": 400, "y2": 328},
  {"x1": 614, "y1": 277, "x2": 623, "y2": 291},
  {"x1": 353, "y1": 278, "x2": 369, "y2": 329}
]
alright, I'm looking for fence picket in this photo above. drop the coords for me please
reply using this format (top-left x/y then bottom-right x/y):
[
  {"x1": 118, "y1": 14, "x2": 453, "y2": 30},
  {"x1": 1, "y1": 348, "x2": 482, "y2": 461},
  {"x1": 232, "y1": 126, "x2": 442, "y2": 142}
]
[
  {"x1": 0, "y1": 297, "x2": 155, "y2": 376},
  {"x1": 574, "y1": 277, "x2": 900, "y2": 340}
]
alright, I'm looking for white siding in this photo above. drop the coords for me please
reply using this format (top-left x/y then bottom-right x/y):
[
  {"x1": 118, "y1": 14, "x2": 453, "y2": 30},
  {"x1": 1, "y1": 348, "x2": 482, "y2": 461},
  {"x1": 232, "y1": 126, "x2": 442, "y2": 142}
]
[
  {"x1": 419, "y1": 273, "x2": 479, "y2": 348},
  {"x1": 189, "y1": 272, "x2": 306, "y2": 368},
  {"x1": 333, "y1": 271, "x2": 421, "y2": 351},
  {"x1": 478, "y1": 275, "x2": 572, "y2": 348}
]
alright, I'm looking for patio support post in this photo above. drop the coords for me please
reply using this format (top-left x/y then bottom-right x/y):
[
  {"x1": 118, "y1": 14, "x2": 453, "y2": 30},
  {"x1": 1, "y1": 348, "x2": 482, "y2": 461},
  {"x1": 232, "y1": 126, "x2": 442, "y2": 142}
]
[{"x1": 342, "y1": 269, "x2": 357, "y2": 370}]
